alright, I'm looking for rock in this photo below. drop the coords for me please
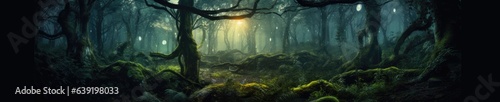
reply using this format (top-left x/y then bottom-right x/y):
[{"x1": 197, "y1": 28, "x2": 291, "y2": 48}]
[
  {"x1": 292, "y1": 79, "x2": 342, "y2": 98},
  {"x1": 136, "y1": 92, "x2": 160, "y2": 102},
  {"x1": 311, "y1": 96, "x2": 340, "y2": 102}
]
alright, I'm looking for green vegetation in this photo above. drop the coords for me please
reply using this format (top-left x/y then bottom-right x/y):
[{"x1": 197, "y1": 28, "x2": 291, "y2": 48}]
[
  {"x1": 311, "y1": 96, "x2": 340, "y2": 102},
  {"x1": 34, "y1": 50, "x2": 451, "y2": 102}
]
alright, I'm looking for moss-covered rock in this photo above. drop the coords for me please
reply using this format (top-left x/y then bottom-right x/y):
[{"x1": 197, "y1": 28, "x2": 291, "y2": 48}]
[
  {"x1": 330, "y1": 66, "x2": 422, "y2": 85},
  {"x1": 292, "y1": 79, "x2": 342, "y2": 98},
  {"x1": 96, "y1": 60, "x2": 153, "y2": 97},
  {"x1": 189, "y1": 80, "x2": 269, "y2": 102},
  {"x1": 103, "y1": 60, "x2": 150, "y2": 82},
  {"x1": 329, "y1": 67, "x2": 423, "y2": 101},
  {"x1": 311, "y1": 96, "x2": 340, "y2": 102}
]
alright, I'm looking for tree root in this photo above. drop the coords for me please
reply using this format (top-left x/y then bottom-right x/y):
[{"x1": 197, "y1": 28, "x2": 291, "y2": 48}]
[
  {"x1": 155, "y1": 69, "x2": 203, "y2": 88},
  {"x1": 211, "y1": 53, "x2": 291, "y2": 73}
]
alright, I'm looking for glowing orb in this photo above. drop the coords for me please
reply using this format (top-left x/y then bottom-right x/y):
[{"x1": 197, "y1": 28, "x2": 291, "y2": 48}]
[
  {"x1": 393, "y1": 8, "x2": 396, "y2": 13},
  {"x1": 356, "y1": 4, "x2": 362, "y2": 11},
  {"x1": 138, "y1": 36, "x2": 142, "y2": 41},
  {"x1": 162, "y1": 40, "x2": 167, "y2": 45}
]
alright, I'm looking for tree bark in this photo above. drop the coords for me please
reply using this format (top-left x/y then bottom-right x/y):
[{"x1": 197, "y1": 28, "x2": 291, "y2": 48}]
[
  {"x1": 335, "y1": 6, "x2": 349, "y2": 56},
  {"x1": 282, "y1": 12, "x2": 298, "y2": 53},
  {"x1": 178, "y1": 0, "x2": 200, "y2": 83},
  {"x1": 340, "y1": 1, "x2": 381, "y2": 71},
  {"x1": 96, "y1": 8, "x2": 104, "y2": 56},
  {"x1": 223, "y1": 23, "x2": 231, "y2": 50},
  {"x1": 56, "y1": 1, "x2": 96, "y2": 66},
  {"x1": 413, "y1": 0, "x2": 460, "y2": 83},
  {"x1": 319, "y1": 7, "x2": 331, "y2": 56}
]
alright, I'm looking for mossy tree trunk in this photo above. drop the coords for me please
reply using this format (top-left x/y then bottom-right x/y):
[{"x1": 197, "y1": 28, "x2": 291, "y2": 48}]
[
  {"x1": 223, "y1": 23, "x2": 232, "y2": 50},
  {"x1": 431, "y1": 0, "x2": 460, "y2": 58},
  {"x1": 48, "y1": 0, "x2": 97, "y2": 66},
  {"x1": 177, "y1": 0, "x2": 200, "y2": 82},
  {"x1": 414, "y1": 0, "x2": 460, "y2": 82},
  {"x1": 77, "y1": 0, "x2": 98, "y2": 66},
  {"x1": 340, "y1": 1, "x2": 381, "y2": 71}
]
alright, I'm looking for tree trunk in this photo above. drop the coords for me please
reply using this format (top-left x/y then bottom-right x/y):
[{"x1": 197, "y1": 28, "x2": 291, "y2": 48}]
[
  {"x1": 336, "y1": 6, "x2": 347, "y2": 56},
  {"x1": 319, "y1": 7, "x2": 331, "y2": 56},
  {"x1": 58, "y1": 4, "x2": 78, "y2": 59},
  {"x1": 432, "y1": 0, "x2": 459, "y2": 58},
  {"x1": 413, "y1": 0, "x2": 460, "y2": 83},
  {"x1": 224, "y1": 24, "x2": 231, "y2": 50},
  {"x1": 207, "y1": 23, "x2": 217, "y2": 55},
  {"x1": 248, "y1": 24, "x2": 258, "y2": 54},
  {"x1": 96, "y1": 9, "x2": 104, "y2": 56},
  {"x1": 340, "y1": 1, "x2": 381, "y2": 71},
  {"x1": 77, "y1": 0, "x2": 97, "y2": 66},
  {"x1": 178, "y1": 0, "x2": 200, "y2": 83},
  {"x1": 58, "y1": 2, "x2": 92, "y2": 66},
  {"x1": 282, "y1": 13, "x2": 297, "y2": 53}
]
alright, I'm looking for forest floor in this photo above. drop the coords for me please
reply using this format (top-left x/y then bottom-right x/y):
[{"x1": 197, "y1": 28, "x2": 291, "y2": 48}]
[{"x1": 33, "y1": 48, "x2": 462, "y2": 102}]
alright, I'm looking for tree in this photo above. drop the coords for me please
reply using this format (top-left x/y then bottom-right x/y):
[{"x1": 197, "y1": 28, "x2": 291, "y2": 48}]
[
  {"x1": 92, "y1": 0, "x2": 119, "y2": 56},
  {"x1": 247, "y1": 22, "x2": 259, "y2": 54},
  {"x1": 333, "y1": 5, "x2": 355, "y2": 57},
  {"x1": 295, "y1": 0, "x2": 461, "y2": 82},
  {"x1": 146, "y1": 0, "x2": 276, "y2": 84},
  {"x1": 39, "y1": 0, "x2": 98, "y2": 66},
  {"x1": 281, "y1": 7, "x2": 300, "y2": 53},
  {"x1": 318, "y1": 6, "x2": 332, "y2": 56}
]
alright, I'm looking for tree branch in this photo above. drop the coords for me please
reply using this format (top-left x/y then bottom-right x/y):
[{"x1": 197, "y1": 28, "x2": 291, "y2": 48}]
[
  {"x1": 393, "y1": 16, "x2": 433, "y2": 55},
  {"x1": 145, "y1": 0, "x2": 180, "y2": 22},
  {"x1": 150, "y1": 46, "x2": 182, "y2": 60},
  {"x1": 295, "y1": 0, "x2": 360, "y2": 7},
  {"x1": 148, "y1": 0, "x2": 277, "y2": 20}
]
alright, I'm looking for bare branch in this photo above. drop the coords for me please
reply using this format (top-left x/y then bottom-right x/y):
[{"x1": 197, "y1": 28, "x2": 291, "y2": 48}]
[
  {"x1": 393, "y1": 17, "x2": 433, "y2": 55},
  {"x1": 148, "y1": 0, "x2": 277, "y2": 20},
  {"x1": 295, "y1": 0, "x2": 360, "y2": 7},
  {"x1": 145, "y1": 0, "x2": 180, "y2": 22},
  {"x1": 150, "y1": 46, "x2": 182, "y2": 60}
]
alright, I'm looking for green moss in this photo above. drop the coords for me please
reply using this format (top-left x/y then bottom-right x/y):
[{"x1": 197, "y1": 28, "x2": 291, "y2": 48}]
[
  {"x1": 157, "y1": 65, "x2": 181, "y2": 73},
  {"x1": 330, "y1": 66, "x2": 422, "y2": 85},
  {"x1": 190, "y1": 81, "x2": 269, "y2": 102},
  {"x1": 106, "y1": 60, "x2": 151, "y2": 81},
  {"x1": 292, "y1": 79, "x2": 342, "y2": 98},
  {"x1": 310, "y1": 90, "x2": 327, "y2": 100},
  {"x1": 239, "y1": 83, "x2": 269, "y2": 97},
  {"x1": 342, "y1": 81, "x2": 387, "y2": 101},
  {"x1": 311, "y1": 96, "x2": 340, "y2": 102},
  {"x1": 210, "y1": 70, "x2": 238, "y2": 79}
]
